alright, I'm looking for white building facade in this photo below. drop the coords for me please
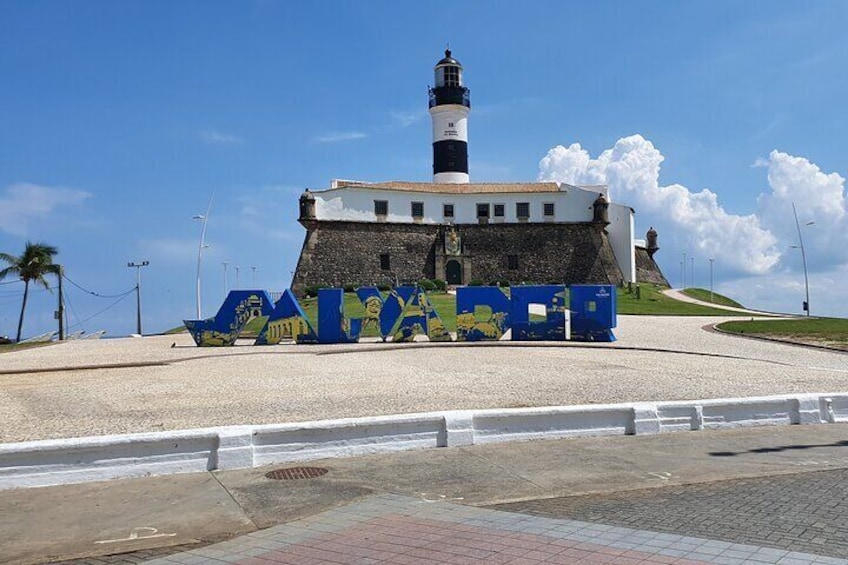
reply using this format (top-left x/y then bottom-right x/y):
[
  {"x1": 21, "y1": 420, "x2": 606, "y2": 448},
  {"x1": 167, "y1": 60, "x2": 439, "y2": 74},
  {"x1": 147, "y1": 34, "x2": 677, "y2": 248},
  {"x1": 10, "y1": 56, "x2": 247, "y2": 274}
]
[{"x1": 305, "y1": 180, "x2": 637, "y2": 283}]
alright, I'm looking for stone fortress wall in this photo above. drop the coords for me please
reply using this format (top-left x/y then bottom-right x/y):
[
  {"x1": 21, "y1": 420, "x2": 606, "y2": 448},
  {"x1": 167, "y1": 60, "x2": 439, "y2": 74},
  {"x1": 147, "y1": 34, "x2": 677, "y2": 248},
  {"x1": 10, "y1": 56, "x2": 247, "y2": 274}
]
[
  {"x1": 635, "y1": 246, "x2": 670, "y2": 286},
  {"x1": 292, "y1": 221, "x2": 665, "y2": 294}
]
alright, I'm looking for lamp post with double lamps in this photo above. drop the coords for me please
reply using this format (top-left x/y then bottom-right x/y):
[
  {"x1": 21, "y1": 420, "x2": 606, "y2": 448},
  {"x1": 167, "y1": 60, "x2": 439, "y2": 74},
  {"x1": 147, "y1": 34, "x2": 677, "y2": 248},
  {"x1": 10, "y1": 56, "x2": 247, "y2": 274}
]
[
  {"x1": 127, "y1": 260, "x2": 149, "y2": 335},
  {"x1": 791, "y1": 202, "x2": 815, "y2": 316},
  {"x1": 192, "y1": 194, "x2": 214, "y2": 319}
]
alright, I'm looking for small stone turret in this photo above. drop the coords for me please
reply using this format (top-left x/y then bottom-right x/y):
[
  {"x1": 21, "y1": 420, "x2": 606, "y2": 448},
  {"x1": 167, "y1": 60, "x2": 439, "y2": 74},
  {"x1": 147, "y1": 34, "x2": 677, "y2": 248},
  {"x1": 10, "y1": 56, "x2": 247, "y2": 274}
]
[
  {"x1": 592, "y1": 193, "x2": 610, "y2": 225},
  {"x1": 298, "y1": 190, "x2": 316, "y2": 226},
  {"x1": 646, "y1": 226, "x2": 659, "y2": 258}
]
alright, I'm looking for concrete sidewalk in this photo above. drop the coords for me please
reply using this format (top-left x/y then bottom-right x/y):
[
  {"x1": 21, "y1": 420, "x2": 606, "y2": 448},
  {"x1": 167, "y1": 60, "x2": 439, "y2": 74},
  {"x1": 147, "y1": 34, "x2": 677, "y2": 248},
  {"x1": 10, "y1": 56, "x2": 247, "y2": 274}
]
[
  {"x1": 7, "y1": 424, "x2": 848, "y2": 564},
  {"x1": 661, "y1": 288, "x2": 785, "y2": 317}
]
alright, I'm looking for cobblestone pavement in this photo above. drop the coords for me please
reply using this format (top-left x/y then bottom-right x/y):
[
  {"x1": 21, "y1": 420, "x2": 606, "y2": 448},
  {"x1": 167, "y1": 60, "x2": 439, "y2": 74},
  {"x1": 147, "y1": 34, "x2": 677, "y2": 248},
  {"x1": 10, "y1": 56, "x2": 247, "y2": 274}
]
[
  {"x1": 491, "y1": 468, "x2": 848, "y2": 561},
  {"x1": 3, "y1": 315, "x2": 847, "y2": 443}
]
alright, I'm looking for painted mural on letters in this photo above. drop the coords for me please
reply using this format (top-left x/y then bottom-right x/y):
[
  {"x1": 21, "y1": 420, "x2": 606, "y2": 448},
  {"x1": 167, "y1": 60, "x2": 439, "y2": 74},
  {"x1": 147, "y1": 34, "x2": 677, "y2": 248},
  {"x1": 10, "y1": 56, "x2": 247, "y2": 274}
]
[
  {"x1": 184, "y1": 284, "x2": 616, "y2": 346},
  {"x1": 184, "y1": 290, "x2": 275, "y2": 347}
]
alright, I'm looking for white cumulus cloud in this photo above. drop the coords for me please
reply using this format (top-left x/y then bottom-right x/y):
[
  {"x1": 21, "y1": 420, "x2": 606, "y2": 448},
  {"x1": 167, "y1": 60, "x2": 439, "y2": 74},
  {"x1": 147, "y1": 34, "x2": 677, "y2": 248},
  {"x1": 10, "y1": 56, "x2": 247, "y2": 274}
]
[
  {"x1": 0, "y1": 183, "x2": 91, "y2": 236},
  {"x1": 538, "y1": 135, "x2": 781, "y2": 275},
  {"x1": 756, "y1": 150, "x2": 848, "y2": 272}
]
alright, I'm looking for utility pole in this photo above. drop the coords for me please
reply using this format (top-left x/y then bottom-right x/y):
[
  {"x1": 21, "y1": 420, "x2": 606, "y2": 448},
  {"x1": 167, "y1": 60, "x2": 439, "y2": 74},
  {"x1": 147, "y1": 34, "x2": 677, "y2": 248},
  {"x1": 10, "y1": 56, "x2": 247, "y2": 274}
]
[
  {"x1": 682, "y1": 251, "x2": 687, "y2": 289},
  {"x1": 127, "y1": 261, "x2": 149, "y2": 335},
  {"x1": 56, "y1": 265, "x2": 64, "y2": 341},
  {"x1": 251, "y1": 266, "x2": 257, "y2": 287},
  {"x1": 235, "y1": 266, "x2": 240, "y2": 289}
]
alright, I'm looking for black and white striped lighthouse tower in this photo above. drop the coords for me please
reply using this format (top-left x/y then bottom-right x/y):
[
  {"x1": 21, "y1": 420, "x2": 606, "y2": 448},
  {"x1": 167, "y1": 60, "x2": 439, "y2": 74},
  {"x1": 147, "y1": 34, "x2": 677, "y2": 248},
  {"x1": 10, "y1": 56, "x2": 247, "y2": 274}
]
[{"x1": 429, "y1": 49, "x2": 470, "y2": 183}]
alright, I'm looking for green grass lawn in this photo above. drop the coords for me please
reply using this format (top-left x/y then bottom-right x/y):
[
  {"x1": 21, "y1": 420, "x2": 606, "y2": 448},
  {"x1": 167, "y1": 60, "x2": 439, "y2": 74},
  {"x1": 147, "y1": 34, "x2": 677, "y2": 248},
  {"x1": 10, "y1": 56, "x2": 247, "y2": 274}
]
[
  {"x1": 715, "y1": 318, "x2": 848, "y2": 350},
  {"x1": 0, "y1": 342, "x2": 53, "y2": 354},
  {"x1": 616, "y1": 285, "x2": 748, "y2": 316},
  {"x1": 682, "y1": 288, "x2": 744, "y2": 308}
]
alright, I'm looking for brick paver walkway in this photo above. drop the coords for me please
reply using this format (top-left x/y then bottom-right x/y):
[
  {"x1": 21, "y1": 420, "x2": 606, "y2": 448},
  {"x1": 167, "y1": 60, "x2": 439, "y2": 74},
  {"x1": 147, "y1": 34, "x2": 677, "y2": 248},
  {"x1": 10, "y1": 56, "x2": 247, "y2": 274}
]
[
  {"x1": 493, "y1": 468, "x2": 848, "y2": 560},
  {"x1": 140, "y1": 494, "x2": 844, "y2": 564}
]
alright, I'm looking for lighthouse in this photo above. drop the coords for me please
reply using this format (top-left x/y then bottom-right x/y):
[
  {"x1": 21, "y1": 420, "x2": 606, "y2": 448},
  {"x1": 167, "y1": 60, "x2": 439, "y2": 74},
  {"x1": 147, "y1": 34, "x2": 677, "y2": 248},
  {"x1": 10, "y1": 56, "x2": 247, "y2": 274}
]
[{"x1": 429, "y1": 49, "x2": 470, "y2": 183}]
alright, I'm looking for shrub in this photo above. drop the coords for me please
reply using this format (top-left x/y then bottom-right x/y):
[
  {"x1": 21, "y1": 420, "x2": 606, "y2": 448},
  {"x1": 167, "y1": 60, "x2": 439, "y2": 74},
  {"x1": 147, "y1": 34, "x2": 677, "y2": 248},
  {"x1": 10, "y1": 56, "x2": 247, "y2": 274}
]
[
  {"x1": 432, "y1": 279, "x2": 447, "y2": 291},
  {"x1": 499, "y1": 279, "x2": 510, "y2": 288},
  {"x1": 303, "y1": 284, "x2": 328, "y2": 298},
  {"x1": 376, "y1": 282, "x2": 392, "y2": 291},
  {"x1": 468, "y1": 278, "x2": 484, "y2": 286},
  {"x1": 418, "y1": 279, "x2": 437, "y2": 291},
  {"x1": 343, "y1": 283, "x2": 357, "y2": 293}
]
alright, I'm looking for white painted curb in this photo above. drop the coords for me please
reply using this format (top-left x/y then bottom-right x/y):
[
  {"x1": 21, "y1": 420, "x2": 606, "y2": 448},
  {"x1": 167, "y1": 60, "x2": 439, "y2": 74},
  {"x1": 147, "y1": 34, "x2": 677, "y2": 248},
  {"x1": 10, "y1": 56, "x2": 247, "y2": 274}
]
[{"x1": 1, "y1": 393, "x2": 846, "y2": 491}]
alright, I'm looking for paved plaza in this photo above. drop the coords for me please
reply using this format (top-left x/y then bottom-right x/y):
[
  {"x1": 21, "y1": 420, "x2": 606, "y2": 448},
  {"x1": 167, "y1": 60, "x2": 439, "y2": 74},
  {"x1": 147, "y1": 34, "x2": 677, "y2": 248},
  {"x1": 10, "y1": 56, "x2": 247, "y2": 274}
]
[
  {"x1": 138, "y1": 494, "x2": 847, "y2": 565},
  {"x1": 2, "y1": 315, "x2": 847, "y2": 442},
  {"x1": 3, "y1": 311, "x2": 848, "y2": 564},
  {"x1": 6, "y1": 424, "x2": 848, "y2": 564}
]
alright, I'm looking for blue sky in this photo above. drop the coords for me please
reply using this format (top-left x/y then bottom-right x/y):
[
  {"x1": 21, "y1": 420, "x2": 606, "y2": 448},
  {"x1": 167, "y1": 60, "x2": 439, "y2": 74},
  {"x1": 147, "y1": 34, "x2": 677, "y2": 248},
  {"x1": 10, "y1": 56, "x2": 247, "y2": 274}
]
[{"x1": 2, "y1": 1, "x2": 847, "y2": 338}]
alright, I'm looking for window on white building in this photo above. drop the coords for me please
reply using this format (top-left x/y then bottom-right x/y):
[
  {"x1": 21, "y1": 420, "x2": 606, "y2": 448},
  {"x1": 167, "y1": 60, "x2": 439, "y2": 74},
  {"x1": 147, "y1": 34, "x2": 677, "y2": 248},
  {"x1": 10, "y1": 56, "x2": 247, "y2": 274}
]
[
  {"x1": 411, "y1": 201, "x2": 424, "y2": 218},
  {"x1": 516, "y1": 202, "x2": 530, "y2": 219},
  {"x1": 493, "y1": 204, "x2": 505, "y2": 217},
  {"x1": 543, "y1": 202, "x2": 555, "y2": 217},
  {"x1": 443, "y1": 203, "x2": 454, "y2": 218},
  {"x1": 374, "y1": 200, "x2": 388, "y2": 216}
]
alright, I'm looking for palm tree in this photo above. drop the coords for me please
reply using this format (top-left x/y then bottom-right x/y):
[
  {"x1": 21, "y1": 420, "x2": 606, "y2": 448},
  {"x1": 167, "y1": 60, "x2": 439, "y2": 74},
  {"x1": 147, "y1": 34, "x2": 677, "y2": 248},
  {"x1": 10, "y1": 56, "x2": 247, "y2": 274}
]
[{"x1": 0, "y1": 242, "x2": 60, "y2": 342}]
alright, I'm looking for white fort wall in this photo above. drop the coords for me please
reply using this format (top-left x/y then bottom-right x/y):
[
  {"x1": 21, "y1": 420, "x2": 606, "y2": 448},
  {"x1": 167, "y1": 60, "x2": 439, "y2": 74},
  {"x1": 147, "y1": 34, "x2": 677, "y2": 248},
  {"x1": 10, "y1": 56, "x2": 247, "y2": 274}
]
[
  {"x1": 313, "y1": 184, "x2": 636, "y2": 282},
  {"x1": 608, "y1": 203, "x2": 636, "y2": 283},
  {"x1": 1, "y1": 393, "x2": 845, "y2": 491},
  {"x1": 313, "y1": 185, "x2": 602, "y2": 224}
]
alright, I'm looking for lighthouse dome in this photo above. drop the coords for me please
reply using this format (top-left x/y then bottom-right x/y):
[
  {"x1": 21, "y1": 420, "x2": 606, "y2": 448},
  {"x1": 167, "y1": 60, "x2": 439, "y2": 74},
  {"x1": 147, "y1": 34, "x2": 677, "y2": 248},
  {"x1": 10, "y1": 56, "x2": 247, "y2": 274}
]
[{"x1": 436, "y1": 49, "x2": 462, "y2": 68}]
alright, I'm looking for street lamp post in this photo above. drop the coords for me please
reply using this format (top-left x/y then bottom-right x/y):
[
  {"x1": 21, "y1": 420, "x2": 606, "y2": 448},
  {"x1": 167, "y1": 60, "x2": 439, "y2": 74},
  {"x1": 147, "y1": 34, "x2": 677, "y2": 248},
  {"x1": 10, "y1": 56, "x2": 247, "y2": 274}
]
[
  {"x1": 235, "y1": 266, "x2": 240, "y2": 289},
  {"x1": 222, "y1": 261, "x2": 229, "y2": 298},
  {"x1": 682, "y1": 251, "x2": 687, "y2": 289},
  {"x1": 709, "y1": 258, "x2": 715, "y2": 303},
  {"x1": 127, "y1": 260, "x2": 149, "y2": 335},
  {"x1": 193, "y1": 193, "x2": 214, "y2": 319},
  {"x1": 792, "y1": 202, "x2": 815, "y2": 316},
  {"x1": 691, "y1": 256, "x2": 695, "y2": 290},
  {"x1": 251, "y1": 266, "x2": 257, "y2": 288}
]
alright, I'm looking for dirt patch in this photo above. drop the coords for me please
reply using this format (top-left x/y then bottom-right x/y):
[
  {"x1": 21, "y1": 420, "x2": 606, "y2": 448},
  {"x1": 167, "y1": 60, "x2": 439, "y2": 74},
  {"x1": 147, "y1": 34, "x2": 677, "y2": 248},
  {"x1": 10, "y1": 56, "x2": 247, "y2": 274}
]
[{"x1": 748, "y1": 333, "x2": 848, "y2": 352}]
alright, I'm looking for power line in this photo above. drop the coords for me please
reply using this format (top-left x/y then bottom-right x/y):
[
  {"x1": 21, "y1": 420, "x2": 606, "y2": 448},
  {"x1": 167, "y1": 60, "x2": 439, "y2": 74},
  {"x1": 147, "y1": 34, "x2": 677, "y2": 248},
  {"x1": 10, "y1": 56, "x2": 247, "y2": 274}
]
[
  {"x1": 62, "y1": 273, "x2": 135, "y2": 299},
  {"x1": 63, "y1": 283, "x2": 83, "y2": 334},
  {"x1": 66, "y1": 292, "x2": 133, "y2": 331}
]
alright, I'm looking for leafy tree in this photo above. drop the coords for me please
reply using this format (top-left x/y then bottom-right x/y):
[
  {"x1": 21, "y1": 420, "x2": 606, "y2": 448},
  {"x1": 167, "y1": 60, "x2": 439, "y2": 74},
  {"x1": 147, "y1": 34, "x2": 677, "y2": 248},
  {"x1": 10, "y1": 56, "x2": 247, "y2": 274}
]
[{"x1": 0, "y1": 242, "x2": 60, "y2": 342}]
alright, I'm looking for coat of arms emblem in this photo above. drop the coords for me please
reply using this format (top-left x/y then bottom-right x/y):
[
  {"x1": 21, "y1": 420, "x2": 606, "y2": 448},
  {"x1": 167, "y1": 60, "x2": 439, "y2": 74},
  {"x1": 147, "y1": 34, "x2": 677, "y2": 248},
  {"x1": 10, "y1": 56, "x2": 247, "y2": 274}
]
[{"x1": 445, "y1": 228, "x2": 461, "y2": 256}]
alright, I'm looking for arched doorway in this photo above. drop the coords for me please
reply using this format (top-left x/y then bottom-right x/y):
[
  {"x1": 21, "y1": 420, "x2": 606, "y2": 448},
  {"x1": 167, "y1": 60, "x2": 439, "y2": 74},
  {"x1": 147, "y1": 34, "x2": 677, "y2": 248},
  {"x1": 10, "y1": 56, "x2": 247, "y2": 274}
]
[{"x1": 446, "y1": 260, "x2": 463, "y2": 285}]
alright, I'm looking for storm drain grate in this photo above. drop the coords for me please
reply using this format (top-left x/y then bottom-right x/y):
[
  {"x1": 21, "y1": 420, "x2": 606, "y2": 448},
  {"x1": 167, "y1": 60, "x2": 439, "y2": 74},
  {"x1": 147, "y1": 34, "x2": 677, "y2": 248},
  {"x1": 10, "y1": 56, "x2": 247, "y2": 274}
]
[{"x1": 265, "y1": 466, "x2": 329, "y2": 480}]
